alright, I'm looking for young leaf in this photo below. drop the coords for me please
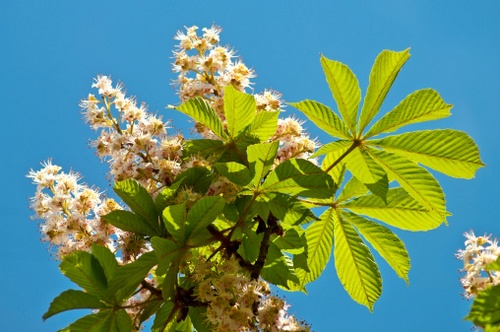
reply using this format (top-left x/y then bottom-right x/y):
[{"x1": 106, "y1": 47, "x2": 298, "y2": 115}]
[
  {"x1": 344, "y1": 212, "x2": 411, "y2": 283},
  {"x1": 368, "y1": 129, "x2": 485, "y2": 179},
  {"x1": 320, "y1": 55, "x2": 361, "y2": 133},
  {"x1": 103, "y1": 210, "x2": 159, "y2": 236},
  {"x1": 249, "y1": 110, "x2": 279, "y2": 142},
  {"x1": 262, "y1": 158, "x2": 336, "y2": 198},
  {"x1": 224, "y1": 84, "x2": 256, "y2": 138},
  {"x1": 177, "y1": 97, "x2": 226, "y2": 139},
  {"x1": 289, "y1": 100, "x2": 351, "y2": 139},
  {"x1": 247, "y1": 141, "x2": 279, "y2": 187},
  {"x1": 367, "y1": 148, "x2": 447, "y2": 219},
  {"x1": 334, "y1": 211, "x2": 382, "y2": 311},
  {"x1": 43, "y1": 290, "x2": 107, "y2": 320},
  {"x1": 214, "y1": 162, "x2": 252, "y2": 186},
  {"x1": 288, "y1": 208, "x2": 335, "y2": 291},
  {"x1": 358, "y1": 49, "x2": 411, "y2": 133},
  {"x1": 59, "y1": 251, "x2": 108, "y2": 300},
  {"x1": 365, "y1": 89, "x2": 452, "y2": 137},
  {"x1": 113, "y1": 179, "x2": 159, "y2": 230}
]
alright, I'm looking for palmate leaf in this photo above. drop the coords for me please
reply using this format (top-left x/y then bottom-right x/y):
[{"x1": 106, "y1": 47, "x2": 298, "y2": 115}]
[
  {"x1": 342, "y1": 187, "x2": 442, "y2": 231},
  {"x1": 288, "y1": 208, "x2": 335, "y2": 291},
  {"x1": 365, "y1": 89, "x2": 452, "y2": 138},
  {"x1": 334, "y1": 210, "x2": 382, "y2": 311},
  {"x1": 288, "y1": 100, "x2": 351, "y2": 139},
  {"x1": 214, "y1": 162, "x2": 252, "y2": 186},
  {"x1": 320, "y1": 55, "x2": 361, "y2": 133},
  {"x1": 358, "y1": 49, "x2": 411, "y2": 133},
  {"x1": 366, "y1": 148, "x2": 447, "y2": 220},
  {"x1": 224, "y1": 84, "x2": 256, "y2": 138},
  {"x1": 368, "y1": 129, "x2": 485, "y2": 179},
  {"x1": 103, "y1": 210, "x2": 159, "y2": 236},
  {"x1": 344, "y1": 212, "x2": 410, "y2": 283},
  {"x1": 261, "y1": 242, "x2": 300, "y2": 288}
]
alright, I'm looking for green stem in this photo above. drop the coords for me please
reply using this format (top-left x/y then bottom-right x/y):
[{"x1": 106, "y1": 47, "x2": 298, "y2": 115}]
[{"x1": 324, "y1": 140, "x2": 360, "y2": 173}]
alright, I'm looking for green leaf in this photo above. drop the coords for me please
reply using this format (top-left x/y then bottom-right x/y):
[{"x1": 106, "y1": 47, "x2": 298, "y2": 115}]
[
  {"x1": 358, "y1": 49, "x2": 411, "y2": 133},
  {"x1": 273, "y1": 227, "x2": 306, "y2": 254},
  {"x1": 162, "y1": 203, "x2": 188, "y2": 244},
  {"x1": 43, "y1": 290, "x2": 107, "y2": 320},
  {"x1": 288, "y1": 208, "x2": 335, "y2": 291},
  {"x1": 313, "y1": 139, "x2": 352, "y2": 157},
  {"x1": 189, "y1": 307, "x2": 212, "y2": 332},
  {"x1": 238, "y1": 225, "x2": 264, "y2": 263},
  {"x1": 289, "y1": 100, "x2": 351, "y2": 139},
  {"x1": 365, "y1": 89, "x2": 452, "y2": 137},
  {"x1": 113, "y1": 179, "x2": 159, "y2": 230},
  {"x1": 59, "y1": 251, "x2": 107, "y2": 299},
  {"x1": 58, "y1": 309, "x2": 132, "y2": 332},
  {"x1": 466, "y1": 285, "x2": 500, "y2": 330},
  {"x1": 261, "y1": 242, "x2": 300, "y2": 288},
  {"x1": 224, "y1": 84, "x2": 256, "y2": 138},
  {"x1": 177, "y1": 97, "x2": 226, "y2": 139},
  {"x1": 247, "y1": 141, "x2": 279, "y2": 187},
  {"x1": 337, "y1": 176, "x2": 370, "y2": 203},
  {"x1": 103, "y1": 210, "x2": 158, "y2": 236},
  {"x1": 344, "y1": 212, "x2": 410, "y2": 283},
  {"x1": 186, "y1": 196, "x2": 226, "y2": 242},
  {"x1": 91, "y1": 245, "x2": 119, "y2": 282},
  {"x1": 152, "y1": 301, "x2": 177, "y2": 332},
  {"x1": 334, "y1": 211, "x2": 381, "y2": 311},
  {"x1": 183, "y1": 139, "x2": 225, "y2": 158},
  {"x1": 320, "y1": 54, "x2": 361, "y2": 133},
  {"x1": 267, "y1": 193, "x2": 316, "y2": 226},
  {"x1": 367, "y1": 148, "x2": 447, "y2": 219},
  {"x1": 249, "y1": 110, "x2": 279, "y2": 142},
  {"x1": 106, "y1": 251, "x2": 157, "y2": 302},
  {"x1": 262, "y1": 158, "x2": 335, "y2": 198},
  {"x1": 343, "y1": 147, "x2": 388, "y2": 202},
  {"x1": 214, "y1": 162, "x2": 252, "y2": 186},
  {"x1": 368, "y1": 129, "x2": 484, "y2": 179},
  {"x1": 486, "y1": 256, "x2": 500, "y2": 271},
  {"x1": 151, "y1": 237, "x2": 183, "y2": 300},
  {"x1": 174, "y1": 167, "x2": 213, "y2": 194},
  {"x1": 321, "y1": 148, "x2": 349, "y2": 185},
  {"x1": 342, "y1": 187, "x2": 443, "y2": 231}
]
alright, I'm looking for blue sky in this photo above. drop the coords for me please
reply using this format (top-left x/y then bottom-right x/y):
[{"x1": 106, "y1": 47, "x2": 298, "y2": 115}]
[{"x1": 2, "y1": 1, "x2": 499, "y2": 331}]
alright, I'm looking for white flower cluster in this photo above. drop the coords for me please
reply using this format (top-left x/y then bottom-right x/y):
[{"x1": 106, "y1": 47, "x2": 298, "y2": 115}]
[
  {"x1": 172, "y1": 26, "x2": 283, "y2": 135},
  {"x1": 189, "y1": 256, "x2": 309, "y2": 332},
  {"x1": 456, "y1": 231, "x2": 500, "y2": 298},
  {"x1": 80, "y1": 76, "x2": 184, "y2": 192},
  {"x1": 274, "y1": 117, "x2": 318, "y2": 164},
  {"x1": 27, "y1": 160, "x2": 121, "y2": 258}
]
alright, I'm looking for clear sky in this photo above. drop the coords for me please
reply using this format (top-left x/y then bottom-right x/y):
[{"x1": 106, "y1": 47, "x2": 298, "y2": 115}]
[{"x1": 2, "y1": 1, "x2": 499, "y2": 331}]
